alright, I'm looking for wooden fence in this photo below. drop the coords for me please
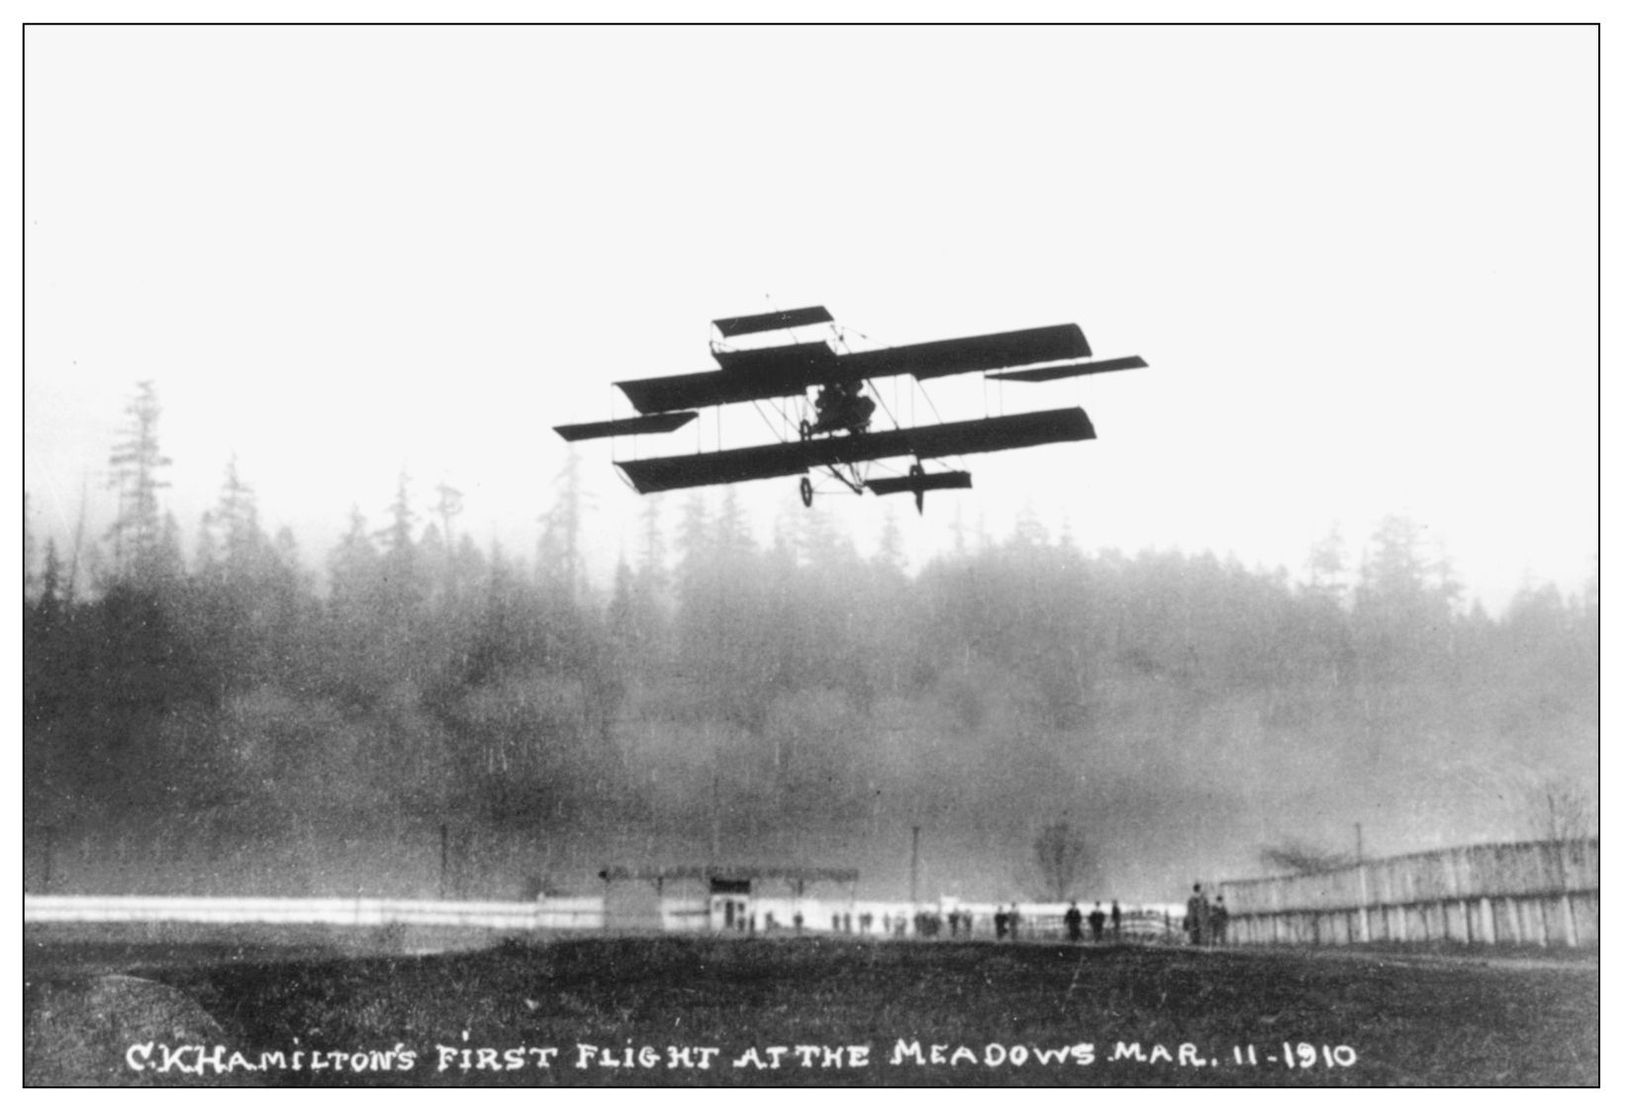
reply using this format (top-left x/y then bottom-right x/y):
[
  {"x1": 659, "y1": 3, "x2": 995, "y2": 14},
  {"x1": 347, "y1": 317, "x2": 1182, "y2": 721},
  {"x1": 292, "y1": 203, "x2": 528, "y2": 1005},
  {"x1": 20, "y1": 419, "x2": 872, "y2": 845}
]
[{"x1": 1219, "y1": 839, "x2": 1598, "y2": 948}]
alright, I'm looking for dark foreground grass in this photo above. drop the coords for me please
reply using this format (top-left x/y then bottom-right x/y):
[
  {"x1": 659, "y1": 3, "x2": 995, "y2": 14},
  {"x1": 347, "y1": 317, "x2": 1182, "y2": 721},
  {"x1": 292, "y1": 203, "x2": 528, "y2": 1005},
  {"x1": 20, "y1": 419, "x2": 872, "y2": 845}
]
[{"x1": 25, "y1": 936, "x2": 1598, "y2": 1086}]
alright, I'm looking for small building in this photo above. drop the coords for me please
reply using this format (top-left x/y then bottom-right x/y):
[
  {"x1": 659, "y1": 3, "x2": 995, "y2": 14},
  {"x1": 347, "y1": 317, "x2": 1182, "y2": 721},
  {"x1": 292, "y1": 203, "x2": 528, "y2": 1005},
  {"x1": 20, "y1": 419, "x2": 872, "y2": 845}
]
[{"x1": 598, "y1": 865, "x2": 859, "y2": 933}]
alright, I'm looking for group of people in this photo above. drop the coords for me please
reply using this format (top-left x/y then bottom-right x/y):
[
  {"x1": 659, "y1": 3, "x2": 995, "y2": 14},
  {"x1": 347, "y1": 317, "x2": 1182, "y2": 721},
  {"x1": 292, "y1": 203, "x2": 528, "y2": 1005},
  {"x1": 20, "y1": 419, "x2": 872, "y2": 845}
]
[
  {"x1": 1063, "y1": 900, "x2": 1123, "y2": 943},
  {"x1": 741, "y1": 895, "x2": 1232, "y2": 943},
  {"x1": 860, "y1": 910, "x2": 973, "y2": 938},
  {"x1": 1183, "y1": 883, "x2": 1229, "y2": 946},
  {"x1": 993, "y1": 904, "x2": 1024, "y2": 940}
]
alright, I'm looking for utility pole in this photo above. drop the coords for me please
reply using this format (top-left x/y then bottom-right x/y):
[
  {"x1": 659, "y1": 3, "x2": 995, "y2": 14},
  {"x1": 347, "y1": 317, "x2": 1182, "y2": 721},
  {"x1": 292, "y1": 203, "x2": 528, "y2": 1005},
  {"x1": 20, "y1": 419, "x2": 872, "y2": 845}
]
[
  {"x1": 910, "y1": 825, "x2": 921, "y2": 911},
  {"x1": 1355, "y1": 821, "x2": 1371, "y2": 944},
  {"x1": 712, "y1": 774, "x2": 721, "y2": 862}
]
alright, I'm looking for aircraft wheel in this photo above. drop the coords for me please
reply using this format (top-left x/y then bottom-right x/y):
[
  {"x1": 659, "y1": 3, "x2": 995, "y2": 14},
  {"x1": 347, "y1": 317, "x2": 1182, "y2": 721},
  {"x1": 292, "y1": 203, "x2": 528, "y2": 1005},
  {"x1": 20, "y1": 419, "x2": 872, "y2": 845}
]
[{"x1": 799, "y1": 477, "x2": 814, "y2": 508}]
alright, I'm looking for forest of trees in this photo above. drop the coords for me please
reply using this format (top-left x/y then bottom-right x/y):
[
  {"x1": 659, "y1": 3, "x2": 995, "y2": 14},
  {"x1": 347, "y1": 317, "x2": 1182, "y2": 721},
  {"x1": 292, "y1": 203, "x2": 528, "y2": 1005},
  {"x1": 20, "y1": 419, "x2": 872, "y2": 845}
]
[{"x1": 22, "y1": 384, "x2": 1600, "y2": 900}]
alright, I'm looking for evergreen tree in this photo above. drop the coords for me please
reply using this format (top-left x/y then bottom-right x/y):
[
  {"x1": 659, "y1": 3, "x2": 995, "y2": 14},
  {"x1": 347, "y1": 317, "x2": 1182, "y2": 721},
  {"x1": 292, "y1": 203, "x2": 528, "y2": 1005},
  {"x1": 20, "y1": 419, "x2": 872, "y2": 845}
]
[
  {"x1": 373, "y1": 471, "x2": 429, "y2": 643},
  {"x1": 638, "y1": 496, "x2": 665, "y2": 585},
  {"x1": 202, "y1": 456, "x2": 265, "y2": 585},
  {"x1": 538, "y1": 451, "x2": 592, "y2": 602},
  {"x1": 105, "y1": 381, "x2": 173, "y2": 587},
  {"x1": 431, "y1": 482, "x2": 465, "y2": 606},
  {"x1": 23, "y1": 492, "x2": 37, "y2": 604},
  {"x1": 1305, "y1": 524, "x2": 1349, "y2": 605},
  {"x1": 153, "y1": 511, "x2": 187, "y2": 590},
  {"x1": 36, "y1": 540, "x2": 64, "y2": 624},
  {"x1": 329, "y1": 506, "x2": 380, "y2": 609},
  {"x1": 1009, "y1": 502, "x2": 1048, "y2": 549},
  {"x1": 875, "y1": 508, "x2": 906, "y2": 575},
  {"x1": 1353, "y1": 513, "x2": 1456, "y2": 681},
  {"x1": 377, "y1": 471, "x2": 419, "y2": 579},
  {"x1": 674, "y1": 491, "x2": 712, "y2": 604}
]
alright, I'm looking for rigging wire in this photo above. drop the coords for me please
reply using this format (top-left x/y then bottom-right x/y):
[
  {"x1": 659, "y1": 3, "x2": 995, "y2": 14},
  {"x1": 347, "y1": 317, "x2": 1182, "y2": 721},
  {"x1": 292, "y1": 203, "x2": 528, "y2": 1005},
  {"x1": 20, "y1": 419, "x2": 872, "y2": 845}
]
[
  {"x1": 833, "y1": 320, "x2": 965, "y2": 479},
  {"x1": 750, "y1": 394, "x2": 798, "y2": 439},
  {"x1": 866, "y1": 376, "x2": 902, "y2": 433},
  {"x1": 917, "y1": 373, "x2": 945, "y2": 429}
]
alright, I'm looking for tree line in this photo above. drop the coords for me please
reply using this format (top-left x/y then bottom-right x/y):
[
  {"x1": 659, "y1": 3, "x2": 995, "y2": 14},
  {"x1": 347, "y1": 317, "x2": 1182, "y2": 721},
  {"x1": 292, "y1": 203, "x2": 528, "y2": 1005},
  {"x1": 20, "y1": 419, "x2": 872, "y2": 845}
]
[{"x1": 22, "y1": 384, "x2": 1599, "y2": 895}]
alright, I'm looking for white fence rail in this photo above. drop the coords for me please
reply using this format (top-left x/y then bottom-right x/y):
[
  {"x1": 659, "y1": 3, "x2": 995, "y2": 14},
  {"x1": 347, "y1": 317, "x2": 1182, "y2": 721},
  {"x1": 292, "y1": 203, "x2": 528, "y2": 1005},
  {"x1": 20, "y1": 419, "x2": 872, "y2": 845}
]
[
  {"x1": 24, "y1": 894, "x2": 605, "y2": 932},
  {"x1": 24, "y1": 893, "x2": 1185, "y2": 940}
]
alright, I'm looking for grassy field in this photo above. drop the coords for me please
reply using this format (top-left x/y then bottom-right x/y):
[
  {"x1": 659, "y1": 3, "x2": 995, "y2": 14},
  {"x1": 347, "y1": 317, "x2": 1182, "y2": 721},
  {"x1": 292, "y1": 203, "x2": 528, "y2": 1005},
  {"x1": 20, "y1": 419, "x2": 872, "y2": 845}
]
[{"x1": 24, "y1": 935, "x2": 1598, "y2": 1086}]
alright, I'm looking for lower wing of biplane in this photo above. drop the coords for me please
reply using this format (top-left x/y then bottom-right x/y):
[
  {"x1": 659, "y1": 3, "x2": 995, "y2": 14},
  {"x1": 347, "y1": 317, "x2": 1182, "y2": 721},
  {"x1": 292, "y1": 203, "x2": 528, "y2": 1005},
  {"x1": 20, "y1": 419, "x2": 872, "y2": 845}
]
[{"x1": 552, "y1": 307, "x2": 1146, "y2": 512}]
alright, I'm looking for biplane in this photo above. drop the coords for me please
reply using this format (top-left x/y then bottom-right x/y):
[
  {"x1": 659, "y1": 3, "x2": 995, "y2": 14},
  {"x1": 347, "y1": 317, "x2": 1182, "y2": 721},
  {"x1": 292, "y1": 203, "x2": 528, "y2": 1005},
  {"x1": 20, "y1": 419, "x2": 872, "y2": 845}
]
[{"x1": 553, "y1": 306, "x2": 1146, "y2": 512}]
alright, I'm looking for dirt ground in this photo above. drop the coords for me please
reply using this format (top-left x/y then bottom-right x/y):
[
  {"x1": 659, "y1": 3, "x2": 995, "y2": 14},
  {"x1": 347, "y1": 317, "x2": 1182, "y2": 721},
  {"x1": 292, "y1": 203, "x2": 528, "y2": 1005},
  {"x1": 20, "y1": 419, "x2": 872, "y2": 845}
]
[{"x1": 23, "y1": 934, "x2": 1599, "y2": 1086}]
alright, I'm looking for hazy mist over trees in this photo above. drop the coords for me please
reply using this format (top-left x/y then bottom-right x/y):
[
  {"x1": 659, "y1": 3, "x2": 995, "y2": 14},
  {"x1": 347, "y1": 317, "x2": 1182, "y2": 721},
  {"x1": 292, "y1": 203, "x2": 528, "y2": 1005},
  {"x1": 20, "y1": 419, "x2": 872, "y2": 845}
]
[{"x1": 23, "y1": 385, "x2": 1599, "y2": 902}]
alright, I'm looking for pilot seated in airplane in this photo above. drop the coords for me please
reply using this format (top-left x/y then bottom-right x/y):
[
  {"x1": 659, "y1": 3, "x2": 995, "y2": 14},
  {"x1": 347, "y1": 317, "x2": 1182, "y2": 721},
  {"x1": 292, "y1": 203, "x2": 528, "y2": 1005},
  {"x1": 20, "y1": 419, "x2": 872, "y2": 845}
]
[{"x1": 810, "y1": 379, "x2": 876, "y2": 435}]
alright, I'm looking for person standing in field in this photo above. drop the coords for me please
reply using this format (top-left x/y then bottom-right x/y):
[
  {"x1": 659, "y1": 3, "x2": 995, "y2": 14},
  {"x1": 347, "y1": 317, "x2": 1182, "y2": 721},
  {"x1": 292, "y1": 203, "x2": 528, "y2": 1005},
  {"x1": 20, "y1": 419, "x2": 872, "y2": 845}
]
[
  {"x1": 1111, "y1": 900, "x2": 1123, "y2": 940},
  {"x1": 1065, "y1": 901, "x2": 1084, "y2": 943},
  {"x1": 1088, "y1": 902, "x2": 1107, "y2": 942},
  {"x1": 1211, "y1": 895, "x2": 1230, "y2": 945},
  {"x1": 1185, "y1": 884, "x2": 1211, "y2": 946},
  {"x1": 995, "y1": 905, "x2": 1009, "y2": 940}
]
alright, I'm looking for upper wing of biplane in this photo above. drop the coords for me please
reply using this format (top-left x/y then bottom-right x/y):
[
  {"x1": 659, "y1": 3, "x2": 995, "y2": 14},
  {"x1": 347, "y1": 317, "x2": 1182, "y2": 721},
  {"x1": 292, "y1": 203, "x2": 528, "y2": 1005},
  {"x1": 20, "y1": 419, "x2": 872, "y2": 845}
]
[
  {"x1": 615, "y1": 407, "x2": 1094, "y2": 494},
  {"x1": 614, "y1": 321, "x2": 1095, "y2": 416}
]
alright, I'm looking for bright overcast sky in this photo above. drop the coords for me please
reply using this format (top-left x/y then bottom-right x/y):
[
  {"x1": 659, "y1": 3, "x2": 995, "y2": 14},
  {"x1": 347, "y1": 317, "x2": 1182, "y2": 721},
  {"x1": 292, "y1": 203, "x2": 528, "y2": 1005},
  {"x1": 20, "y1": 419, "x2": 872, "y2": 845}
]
[{"x1": 22, "y1": 24, "x2": 1599, "y2": 611}]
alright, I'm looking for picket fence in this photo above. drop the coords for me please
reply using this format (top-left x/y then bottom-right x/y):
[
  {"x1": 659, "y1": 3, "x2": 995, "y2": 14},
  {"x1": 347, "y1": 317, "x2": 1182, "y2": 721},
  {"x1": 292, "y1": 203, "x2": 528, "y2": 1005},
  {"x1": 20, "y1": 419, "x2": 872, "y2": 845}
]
[{"x1": 1218, "y1": 838, "x2": 1599, "y2": 949}]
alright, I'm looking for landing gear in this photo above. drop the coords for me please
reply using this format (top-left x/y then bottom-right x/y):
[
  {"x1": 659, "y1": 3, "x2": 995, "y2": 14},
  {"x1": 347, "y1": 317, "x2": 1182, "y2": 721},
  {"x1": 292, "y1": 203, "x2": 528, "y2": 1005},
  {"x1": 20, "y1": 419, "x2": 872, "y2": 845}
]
[{"x1": 799, "y1": 476, "x2": 814, "y2": 507}]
